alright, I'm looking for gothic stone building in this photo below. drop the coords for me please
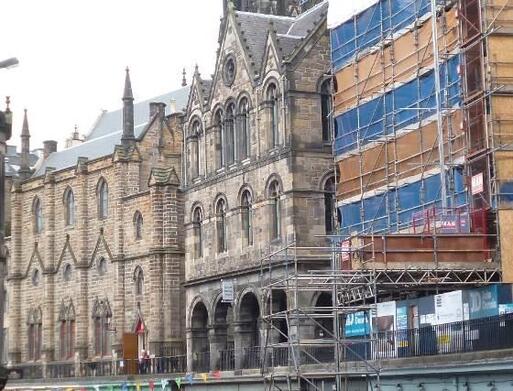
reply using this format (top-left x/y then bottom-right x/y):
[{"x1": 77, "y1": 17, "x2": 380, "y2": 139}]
[
  {"x1": 6, "y1": 71, "x2": 189, "y2": 364},
  {"x1": 183, "y1": 1, "x2": 334, "y2": 371}
]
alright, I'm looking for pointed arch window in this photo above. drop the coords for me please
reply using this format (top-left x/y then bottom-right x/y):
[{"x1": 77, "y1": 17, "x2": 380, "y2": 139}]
[
  {"x1": 193, "y1": 207, "x2": 203, "y2": 259},
  {"x1": 321, "y1": 79, "x2": 332, "y2": 142},
  {"x1": 97, "y1": 179, "x2": 109, "y2": 219},
  {"x1": 27, "y1": 308, "x2": 42, "y2": 361},
  {"x1": 92, "y1": 299, "x2": 112, "y2": 357},
  {"x1": 191, "y1": 120, "x2": 201, "y2": 178},
  {"x1": 59, "y1": 302, "x2": 75, "y2": 360},
  {"x1": 134, "y1": 267, "x2": 144, "y2": 296},
  {"x1": 269, "y1": 180, "x2": 282, "y2": 241},
  {"x1": 241, "y1": 190, "x2": 253, "y2": 247},
  {"x1": 215, "y1": 110, "x2": 224, "y2": 169},
  {"x1": 64, "y1": 188, "x2": 75, "y2": 226},
  {"x1": 267, "y1": 84, "x2": 280, "y2": 148},
  {"x1": 239, "y1": 98, "x2": 250, "y2": 160},
  {"x1": 134, "y1": 211, "x2": 143, "y2": 240},
  {"x1": 225, "y1": 103, "x2": 236, "y2": 165},
  {"x1": 216, "y1": 198, "x2": 227, "y2": 254},
  {"x1": 33, "y1": 197, "x2": 43, "y2": 234},
  {"x1": 324, "y1": 177, "x2": 336, "y2": 234}
]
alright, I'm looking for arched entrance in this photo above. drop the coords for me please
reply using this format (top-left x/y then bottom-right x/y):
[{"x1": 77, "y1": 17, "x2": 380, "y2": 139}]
[
  {"x1": 211, "y1": 300, "x2": 234, "y2": 370},
  {"x1": 314, "y1": 292, "x2": 333, "y2": 339},
  {"x1": 237, "y1": 292, "x2": 261, "y2": 369},
  {"x1": 190, "y1": 302, "x2": 209, "y2": 371},
  {"x1": 268, "y1": 290, "x2": 288, "y2": 343}
]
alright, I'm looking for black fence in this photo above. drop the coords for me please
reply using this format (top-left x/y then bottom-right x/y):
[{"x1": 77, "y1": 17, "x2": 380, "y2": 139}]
[
  {"x1": 9, "y1": 314, "x2": 513, "y2": 380},
  {"x1": 345, "y1": 312, "x2": 513, "y2": 361}
]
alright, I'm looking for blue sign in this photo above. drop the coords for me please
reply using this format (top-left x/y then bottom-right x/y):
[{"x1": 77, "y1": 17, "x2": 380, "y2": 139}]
[
  {"x1": 345, "y1": 311, "x2": 370, "y2": 337},
  {"x1": 466, "y1": 285, "x2": 499, "y2": 319}
]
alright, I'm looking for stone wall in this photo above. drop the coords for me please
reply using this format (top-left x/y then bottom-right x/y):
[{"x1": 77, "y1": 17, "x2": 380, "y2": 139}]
[{"x1": 6, "y1": 112, "x2": 186, "y2": 364}]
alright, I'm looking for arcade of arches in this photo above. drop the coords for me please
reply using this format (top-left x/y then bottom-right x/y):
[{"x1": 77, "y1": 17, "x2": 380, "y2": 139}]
[{"x1": 187, "y1": 289, "x2": 333, "y2": 371}]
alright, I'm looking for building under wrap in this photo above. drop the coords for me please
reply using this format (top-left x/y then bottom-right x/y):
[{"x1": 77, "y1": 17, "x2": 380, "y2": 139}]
[{"x1": 329, "y1": 0, "x2": 513, "y2": 279}]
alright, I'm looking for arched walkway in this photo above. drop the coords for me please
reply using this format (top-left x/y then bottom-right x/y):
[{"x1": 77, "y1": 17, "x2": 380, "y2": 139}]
[
  {"x1": 190, "y1": 302, "x2": 209, "y2": 371},
  {"x1": 235, "y1": 292, "x2": 261, "y2": 369},
  {"x1": 268, "y1": 290, "x2": 288, "y2": 344},
  {"x1": 314, "y1": 292, "x2": 333, "y2": 338},
  {"x1": 211, "y1": 300, "x2": 234, "y2": 370}
]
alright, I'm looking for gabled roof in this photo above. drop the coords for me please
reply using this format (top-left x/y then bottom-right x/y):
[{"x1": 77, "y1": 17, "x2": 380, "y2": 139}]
[
  {"x1": 233, "y1": 1, "x2": 328, "y2": 72},
  {"x1": 87, "y1": 86, "x2": 190, "y2": 141},
  {"x1": 33, "y1": 86, "x2": 190, "y2": 178}
]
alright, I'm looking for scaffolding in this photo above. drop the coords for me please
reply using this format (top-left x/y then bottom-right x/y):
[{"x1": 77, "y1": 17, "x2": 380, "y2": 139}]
[
  {"x1": 259, "y1": 239, "x2": 500, "y2": 391},
  {"x1": 259, "y1": 0, "x2": 513, "y2": 389}
]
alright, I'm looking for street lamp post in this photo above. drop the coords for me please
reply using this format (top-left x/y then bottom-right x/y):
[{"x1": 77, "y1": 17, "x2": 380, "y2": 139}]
[
  {"x1": 0, "y1": 97, "x2": 11, "y2": 389},
  {"x1": 0, "y1": 58, "x2": 18, "y2": 389}
]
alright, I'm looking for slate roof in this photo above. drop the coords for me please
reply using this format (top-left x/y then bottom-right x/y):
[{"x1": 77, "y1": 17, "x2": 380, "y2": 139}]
[
  {"x1": 234, "y1": 1, "x2": 328, "y2": 69},
  {"x1": 5, "y1": 146, "x2": 40, "y2": 177},
  {"x1": 33, "y1": 86, "x2": 190, "y2": 178}
]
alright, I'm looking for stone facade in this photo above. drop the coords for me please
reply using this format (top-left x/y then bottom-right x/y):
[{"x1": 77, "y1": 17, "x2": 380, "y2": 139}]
[
  {"x1": 6, "y1": 75, "x2": 186, "y2": 365},
  {"x1": 183, "y1": 2, "x2": 334, "y2": 371}
]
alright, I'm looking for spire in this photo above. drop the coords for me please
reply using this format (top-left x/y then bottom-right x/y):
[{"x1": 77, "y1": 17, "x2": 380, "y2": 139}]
[
  {"x1": 182, "y1": 68, "x2": 187, "y2": 87},
  {"x1": 194, "y1": 64, "x2": 200, "y2": 77},
  {"x1": 121, "y1": 67, "x2": 135, "y2": 145},
  {"x1": 19, "y1": 109, "x2": 32, "y2": 180}
]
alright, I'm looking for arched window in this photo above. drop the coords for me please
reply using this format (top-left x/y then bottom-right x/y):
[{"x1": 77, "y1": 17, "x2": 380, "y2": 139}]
[
  {"x1": 269, "y1": 180, "x2": 281, "y2": 241},
  {"x1": 59, "y1": 302, "x2": 75, "y2": 360},
  {"x1": 92, "y1": 299, "x2": 112, "y2": 357},
  {"x1": 191, "y1": 120, "x2": 201, "y2": 178},
  {"x1": 216, "y1": 198, "x2": 227, "y2": 254},
  {"x1": 97, "y1": 179, "x2": 108, "y2": 219},
  {"x1": 215, "y1": 110, "x2": 224, "y2": 169},
  {"x1": 225, "y1": 103, "x2": 236, "y2": 165},
  {"x1": 241, "y1": 190, "x2": 253, "y2": 247},
  {"x1": 324, "y1": 177, "x2": 336, "y2": 234},
  {"x1": 193, "y1": 207, "x2": 203, "y2": 259},
  {"x1": 27, "y1": 308, "x2": 42, "y2": 361},
  {"x1": 97, "y1": 257, "x2": 107, "y2": 276},
  {"x1": 64, "y1": 188, "x2": 75, "y2": 226},
  {"x1": 267, "y1": 84, "x2": 280, "y2": 148},
  {"x1": 321, "y1": 79, "x2": 332, "y2": 142},
  {"x1": 239, "y1": 98, "x2": 250, "y2": 160},
  {"x1": 33, "y1": 197, "x2": 43, "y2": 234},
  {"x1": 134, "y1": 267, "x2": 144, "y2": 295},
  {"x1": 134, "y1": 211, "x2": 143, "y2": 240}
]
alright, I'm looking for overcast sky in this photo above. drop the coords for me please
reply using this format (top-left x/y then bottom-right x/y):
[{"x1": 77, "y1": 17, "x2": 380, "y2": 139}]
[{"x1": 0, "y1": 0, "x2": 223, "y2": 150}]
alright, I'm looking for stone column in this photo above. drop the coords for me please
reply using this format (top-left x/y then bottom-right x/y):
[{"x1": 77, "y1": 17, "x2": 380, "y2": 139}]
[
  {"x1": 8, "y1": 182, "x2": 22, "y2": 363},
  {"x1": 209, "y1": 325, "x2": 227, "y2": 370},
  {"x1": 75, "y1": 158, "x2": 89, "y2": 360},
  {"x1": 148, "y1": 184, "x2": 164, "y2": 355},
  {"x1": 42, "y1": 170, "x2": 56, "y2": 362}
]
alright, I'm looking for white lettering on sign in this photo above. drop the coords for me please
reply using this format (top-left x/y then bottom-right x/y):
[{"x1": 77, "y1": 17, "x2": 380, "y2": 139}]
[{"x1": 471, "y1": 173, "x2": 484, "y2": 195}]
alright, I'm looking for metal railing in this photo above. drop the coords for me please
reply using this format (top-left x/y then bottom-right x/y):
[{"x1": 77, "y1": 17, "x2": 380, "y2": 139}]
[{"x1": 8, "y1": 314, "x2": 513, "y2": 380}]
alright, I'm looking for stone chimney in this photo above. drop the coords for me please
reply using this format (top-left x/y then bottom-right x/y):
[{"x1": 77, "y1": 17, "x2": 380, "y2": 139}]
[
  {"x1": 43, "y1": 140, "x2": 57, "y2": 159},
  {"x1": 169, "y1": 99, "x2": 177, "y2": 114}
]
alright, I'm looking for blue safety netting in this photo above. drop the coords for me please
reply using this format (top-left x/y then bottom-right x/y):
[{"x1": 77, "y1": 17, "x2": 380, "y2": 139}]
[
  {"x1": 331, "y1": 0, "x2": 431, "y2": 71},
  {"x1": 338, "y1": 168, "x2": 468, "y2": 236},
  {"x1": 334, "y1": 55, "x2": 461, "y2": 157}
]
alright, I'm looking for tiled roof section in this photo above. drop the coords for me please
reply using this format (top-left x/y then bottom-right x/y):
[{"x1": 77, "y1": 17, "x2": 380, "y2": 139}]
[
  {"x1": 234, "y1": 1, "x2": 327, "y2": 71},
  {"x1": 86, "y1": 86, "x2": 190, "y2": 141},
  {"x1": 235, "y1": 12, "x2": 294, "y2": 73},
  {"x1": 32, "y1": 86, "x2": 190, "y2": 178},
  {"x1": 33, "y1": 131, "x2": 121, "y2": 177},
  {"x1": 149, "y1": 167, "x2": 180, "y2": 186},
  {"x1": 5, "y1": 149, "x2": 39, "y2": 177},
  {"x1": 287, "y1": 1, "x2": 328, "y2": 36}
]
